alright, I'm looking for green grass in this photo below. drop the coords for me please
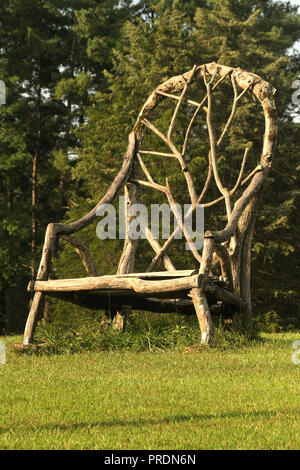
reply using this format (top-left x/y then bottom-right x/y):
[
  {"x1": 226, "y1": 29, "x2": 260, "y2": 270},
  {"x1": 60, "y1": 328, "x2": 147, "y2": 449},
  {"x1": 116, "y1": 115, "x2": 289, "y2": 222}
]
[
  {"x1": 0, "y1": 332, "x2": 299, "y2": 450},
  {"x1": 30, "y1": 315, "x2": 257, "y2": 354}
]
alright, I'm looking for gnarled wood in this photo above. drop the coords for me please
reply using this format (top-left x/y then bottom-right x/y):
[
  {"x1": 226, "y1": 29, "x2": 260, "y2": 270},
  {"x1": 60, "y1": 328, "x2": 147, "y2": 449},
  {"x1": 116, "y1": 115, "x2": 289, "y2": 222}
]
[{"x1": 61, "y1": 235, "x2": 99, "y2": 277}]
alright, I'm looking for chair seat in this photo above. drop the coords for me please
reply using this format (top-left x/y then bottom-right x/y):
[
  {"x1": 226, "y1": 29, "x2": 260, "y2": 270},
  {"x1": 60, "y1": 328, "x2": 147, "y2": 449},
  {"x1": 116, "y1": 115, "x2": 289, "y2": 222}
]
[{"x1": 28, "y1": 271, "x2": 242, "y2": 315}]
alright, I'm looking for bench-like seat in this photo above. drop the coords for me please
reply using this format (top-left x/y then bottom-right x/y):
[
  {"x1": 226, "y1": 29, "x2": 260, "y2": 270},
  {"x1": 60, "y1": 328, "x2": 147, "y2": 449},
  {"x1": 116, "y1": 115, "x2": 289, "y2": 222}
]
[{"x1": 28, "y1": 271, "x2": 244, "y2": 315}]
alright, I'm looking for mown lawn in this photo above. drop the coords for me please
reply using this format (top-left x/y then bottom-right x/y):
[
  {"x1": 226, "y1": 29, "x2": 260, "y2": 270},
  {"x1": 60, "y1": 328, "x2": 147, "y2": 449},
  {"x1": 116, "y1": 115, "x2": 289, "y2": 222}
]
[{"x1": 0, "y1": 333, "x2": 299, "y2": 450}]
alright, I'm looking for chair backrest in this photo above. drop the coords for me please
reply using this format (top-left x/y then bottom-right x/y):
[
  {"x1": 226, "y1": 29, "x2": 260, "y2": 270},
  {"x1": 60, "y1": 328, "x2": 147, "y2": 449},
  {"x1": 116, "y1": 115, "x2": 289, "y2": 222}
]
[{"x1": 117, "y1": 62, "x2": 277, "y2": 279}]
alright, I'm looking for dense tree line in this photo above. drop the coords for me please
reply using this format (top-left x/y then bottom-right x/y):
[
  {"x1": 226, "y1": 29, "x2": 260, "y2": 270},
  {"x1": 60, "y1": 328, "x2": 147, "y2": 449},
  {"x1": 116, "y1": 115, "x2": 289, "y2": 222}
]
[{"x1": 0, "y1": 0, "x2": 299, "y2": 334}]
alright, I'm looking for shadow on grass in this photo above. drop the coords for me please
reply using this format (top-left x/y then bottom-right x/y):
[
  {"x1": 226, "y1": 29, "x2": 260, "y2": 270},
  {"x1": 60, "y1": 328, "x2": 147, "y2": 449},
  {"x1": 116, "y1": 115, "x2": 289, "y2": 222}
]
[{"x1": 1, "y1": 408, "x2": 298, "y2": 434}]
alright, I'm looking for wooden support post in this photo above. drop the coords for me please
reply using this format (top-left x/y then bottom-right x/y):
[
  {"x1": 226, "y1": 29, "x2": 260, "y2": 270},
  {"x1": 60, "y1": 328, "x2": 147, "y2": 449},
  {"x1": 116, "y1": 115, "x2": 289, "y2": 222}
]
[
  {"x1": 23, "y1": 291, "x2": 44, "y2": 346},
  {"x1": 189, "y1": 287, "x2": 213, "y2": 345},
  {"x1": 23, "y1": 222, "x2": 57, "y2": 345},
  {"x1": 113, "y1": 162, "x2": 140, "y2": 331},
  {"x1": 189, "y1": 235, "x2": 214, "y2": 345}
]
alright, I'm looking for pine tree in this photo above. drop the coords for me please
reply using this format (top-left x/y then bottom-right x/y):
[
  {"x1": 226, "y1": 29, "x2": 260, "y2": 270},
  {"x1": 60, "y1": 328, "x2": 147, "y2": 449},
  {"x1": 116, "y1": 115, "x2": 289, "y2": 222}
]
[
  {"x1": 0, "y1": 0, "x2": 134, "y2": 332},
  {"x1": 0, "y1": 0, "x2": 67, "y2": 331}
]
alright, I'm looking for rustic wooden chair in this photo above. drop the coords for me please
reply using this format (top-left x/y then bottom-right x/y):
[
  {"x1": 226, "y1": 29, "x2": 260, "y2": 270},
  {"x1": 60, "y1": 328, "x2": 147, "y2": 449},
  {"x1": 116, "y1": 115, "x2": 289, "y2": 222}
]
[{"x1": 23, "y1": 62, "x2": 277, "y2": 346}]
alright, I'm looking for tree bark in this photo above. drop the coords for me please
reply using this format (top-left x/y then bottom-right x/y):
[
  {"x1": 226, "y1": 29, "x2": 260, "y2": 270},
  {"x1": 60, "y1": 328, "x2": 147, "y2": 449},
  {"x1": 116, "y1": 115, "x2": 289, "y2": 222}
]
[
  {"x1": 113, "y1": 160, "x2": 140, "y2": 330},
  {"x1": 189, "y1": 236, "x2": 214, "y2": 344}
]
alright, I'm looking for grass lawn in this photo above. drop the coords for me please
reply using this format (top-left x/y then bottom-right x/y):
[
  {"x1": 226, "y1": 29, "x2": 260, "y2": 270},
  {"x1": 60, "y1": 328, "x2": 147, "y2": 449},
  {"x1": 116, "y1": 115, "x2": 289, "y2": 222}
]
[{"x1": 0, "y1": 333, "x2": 299, "y2": 450}]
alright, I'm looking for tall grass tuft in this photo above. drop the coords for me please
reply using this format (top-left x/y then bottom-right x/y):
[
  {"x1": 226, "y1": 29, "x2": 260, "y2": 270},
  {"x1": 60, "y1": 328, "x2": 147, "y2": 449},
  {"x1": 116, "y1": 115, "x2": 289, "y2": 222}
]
[{"x1": 31, "y1": 312, "x2": 261, "y2": 355}]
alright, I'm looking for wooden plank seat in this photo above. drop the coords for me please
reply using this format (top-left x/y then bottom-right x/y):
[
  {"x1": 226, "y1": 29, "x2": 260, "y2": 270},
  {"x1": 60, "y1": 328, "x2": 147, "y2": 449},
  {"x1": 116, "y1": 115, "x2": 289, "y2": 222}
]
[{"x1": 28, "y1": 271, "x2": 244, "y2": 314}]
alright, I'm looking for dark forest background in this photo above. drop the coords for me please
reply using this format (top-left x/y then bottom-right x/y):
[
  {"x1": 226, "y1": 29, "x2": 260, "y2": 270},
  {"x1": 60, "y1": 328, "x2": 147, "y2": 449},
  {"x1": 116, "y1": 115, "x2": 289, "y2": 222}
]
[{"x1": 0, "y1": 0, "x2": 299, "y2": 335}]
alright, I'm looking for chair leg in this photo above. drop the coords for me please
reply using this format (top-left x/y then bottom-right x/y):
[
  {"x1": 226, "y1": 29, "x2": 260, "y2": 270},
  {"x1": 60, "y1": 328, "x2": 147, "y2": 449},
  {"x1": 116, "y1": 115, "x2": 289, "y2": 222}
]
[
  {"x1": 190, "y1": 287, "x2": 214, "y2": 345},
  {"x1": 112, "y1": 310, "x2": 128, "y2": 332},
  {"x1": 23, "y1": 291, "x2": 44, "y2": 346}
]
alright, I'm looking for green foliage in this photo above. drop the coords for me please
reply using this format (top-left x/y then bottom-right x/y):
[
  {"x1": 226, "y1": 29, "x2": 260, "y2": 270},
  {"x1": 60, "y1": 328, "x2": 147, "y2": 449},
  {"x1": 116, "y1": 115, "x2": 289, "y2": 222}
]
[
  {"x1": 0, "y1": 0, "x2": 134, "y2": 332},
  {"x1": 254, "y1": 311, "x2": 283, "y2": 333}
]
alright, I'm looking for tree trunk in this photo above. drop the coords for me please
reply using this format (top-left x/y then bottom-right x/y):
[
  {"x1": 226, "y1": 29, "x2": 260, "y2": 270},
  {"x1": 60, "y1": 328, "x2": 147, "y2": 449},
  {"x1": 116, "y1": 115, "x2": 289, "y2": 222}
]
[
  {"x1": 31, "y1": 62, "x2": 41, "y2": 282},
  {"x1": 5, "y1": 287, "x2": 14, "y2": 333}
]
